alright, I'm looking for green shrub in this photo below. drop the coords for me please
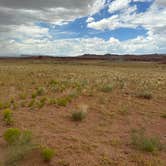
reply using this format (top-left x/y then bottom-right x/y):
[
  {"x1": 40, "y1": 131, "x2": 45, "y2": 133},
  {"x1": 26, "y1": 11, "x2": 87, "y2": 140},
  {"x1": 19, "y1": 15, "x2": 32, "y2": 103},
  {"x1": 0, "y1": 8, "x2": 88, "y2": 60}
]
[
  {"x1": 101, "y1": 84, "x2": 113, "y2": 93},
  {"x1": 5, "y1": 142, "x2": 35, "y2": 166},
  {"x1": 4, "y1": 102, "x2": 11, "y2": 109},
  {"x1": 10, "y1": 98, "x2": 15, "y2": 104},
  {"x1": 36, "y1": 87, "x2": 45, "y2": 96},
  {"x1": 37, "y1": 97, "x2": 47, "y2": 108},
  {"x1": 40, "y1": 97, "x2": 47, "y2": 103},
  {"x1": 0, "y1": 102, "x2": 3, "y2": 109},
  {"x1": 49, "y1": 80, "x2": 58, "y2": 86},
  {"x1": 31, "y1": 93, "x2": 37, "y2": 99},
  {"x1": 4, "y1": 129, "x2": 35, "y2": 166},
  {"x1": 72, "y1": 110, "x2": 87, "y2": 121},
  {"x1": 118, "y1": 79, "x2": 125, "y2": 89},
  {"x1": 136, "y1": 91, "x2": 152, "y2": 100},
  {"x1": 160, "y1": 113, "x2": 166, "y2": 118},
  {"x1": 131, "y1": 130, "x2": 162, "y2": 152},
  {"x1": 41, "y1": 147, "x2": 55, "y2": 162},
  {"x1": 0, "y1": 102, "x2": 10, "y2": 109},
  {"x1": 20, "y1": 130, "x2": 32, "y2": 144},
  {"x1": 19, "y1": 93, "x2": 27, "y2": 100},
  {"x1": 4, "y1": 128, "x2": 21, "y2": 145},
  {"x1": 3, "y1": 109, "x2": 13, "y2": 125},
  {"x1": 56, "y1": 98, "x2": 68, "y2": 106},
  {"x1": 48, "y1": 98, "x2": 56, "y2": 105},
  {"x1": 4, "y1": 128, "x2": 32, "y2": 145},
  {"x1": 28, "y1": 99, "x2": 35, "y2": 108},
  {"x1": 31, "y1": 87, "x2": 46, "y2": 99}
]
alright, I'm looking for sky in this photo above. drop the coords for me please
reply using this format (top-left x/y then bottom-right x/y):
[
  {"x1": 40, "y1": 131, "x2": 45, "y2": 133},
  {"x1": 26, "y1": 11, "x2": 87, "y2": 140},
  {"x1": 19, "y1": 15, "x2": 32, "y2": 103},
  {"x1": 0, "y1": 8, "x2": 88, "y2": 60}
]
[{"x1": 0, "y1": 0, "x2": 166, "y2": 56}]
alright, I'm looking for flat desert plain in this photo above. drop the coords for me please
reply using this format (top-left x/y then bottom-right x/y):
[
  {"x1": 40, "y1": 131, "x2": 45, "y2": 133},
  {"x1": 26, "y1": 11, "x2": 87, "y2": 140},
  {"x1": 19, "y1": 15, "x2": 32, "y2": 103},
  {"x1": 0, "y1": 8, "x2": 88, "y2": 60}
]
[{"x1": 0, "y1": 59, "x2": 166, "y2": 166}]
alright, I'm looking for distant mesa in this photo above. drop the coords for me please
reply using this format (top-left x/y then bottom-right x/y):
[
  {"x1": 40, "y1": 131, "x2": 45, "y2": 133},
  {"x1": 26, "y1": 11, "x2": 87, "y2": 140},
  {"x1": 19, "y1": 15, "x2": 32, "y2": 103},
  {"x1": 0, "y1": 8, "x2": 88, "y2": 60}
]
[{"x1": 0, "y1": 53, "x2": 165, "y2": 63}]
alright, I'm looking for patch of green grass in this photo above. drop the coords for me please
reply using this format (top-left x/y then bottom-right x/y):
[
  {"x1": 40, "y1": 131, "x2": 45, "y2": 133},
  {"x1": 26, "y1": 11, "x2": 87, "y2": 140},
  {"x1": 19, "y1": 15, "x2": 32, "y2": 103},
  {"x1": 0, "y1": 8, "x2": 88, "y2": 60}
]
[
  {"x1": 100, "y1": 154, "x2": 118, "y2": 166},
  {"x1": 101, "y1": 84, "x2": 113, "y2": 93},
  {"x1": 131, "y1": 154, "x2": 165, "y2": 166},
  {"x1": 56, "y1": 98, "x2": 68, "y2": 107},
  {"x1": 48, "y1": 98, "x2": 56, "y2": 105},
  {"x1": 119, "y1": 107, "x2": 129, "y2": 115},
  {"x1": 2, "y1": 109, "x2": 13, "y2": 125},
  {"x1": 49, "y1": 80, "x2": 68, "y2": 92},
  {"x1": 41, "y1": 147, "x2": 55, "y2": 162},
  {"x1": 19, "y1": 93, "x2": 27, "y2": 100},
  {"x1": 57, "y1": 160, "x2": 70, "y2": 166},
  {"x1": 55, "y1": 96, "x2": 73, "y2": 107},
  {"x1": 131, "y1": 129, "x2": 162, "y2": 152},
  {"x1": 109, "y1": 138, "x2": 121, "y2": 147}
]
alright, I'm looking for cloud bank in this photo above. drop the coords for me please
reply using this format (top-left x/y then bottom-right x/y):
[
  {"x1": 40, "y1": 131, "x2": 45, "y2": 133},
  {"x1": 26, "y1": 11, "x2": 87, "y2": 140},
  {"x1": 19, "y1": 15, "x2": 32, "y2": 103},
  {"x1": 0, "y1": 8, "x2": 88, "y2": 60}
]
[{"x1": 0, "y1": 0, "x2": 165, "y2": 56}]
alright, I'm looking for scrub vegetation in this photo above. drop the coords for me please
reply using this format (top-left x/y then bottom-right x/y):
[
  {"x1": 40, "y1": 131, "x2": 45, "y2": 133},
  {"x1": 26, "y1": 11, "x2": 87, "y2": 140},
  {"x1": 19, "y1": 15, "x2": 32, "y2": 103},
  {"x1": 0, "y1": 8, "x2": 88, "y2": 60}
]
[{"x1": 0, "y1": 59, "x2": 166, "y2": 165}]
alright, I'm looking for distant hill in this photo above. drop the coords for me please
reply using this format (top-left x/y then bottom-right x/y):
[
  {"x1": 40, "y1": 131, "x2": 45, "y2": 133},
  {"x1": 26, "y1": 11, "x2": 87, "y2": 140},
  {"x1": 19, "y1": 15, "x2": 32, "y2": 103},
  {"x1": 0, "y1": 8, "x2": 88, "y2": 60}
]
[
  {"x1": 0, "y1": 54, "x2": 166, "y2": 63},
  {"x1": 78, "y1": 54, "x2": 166, "y2": 62}
]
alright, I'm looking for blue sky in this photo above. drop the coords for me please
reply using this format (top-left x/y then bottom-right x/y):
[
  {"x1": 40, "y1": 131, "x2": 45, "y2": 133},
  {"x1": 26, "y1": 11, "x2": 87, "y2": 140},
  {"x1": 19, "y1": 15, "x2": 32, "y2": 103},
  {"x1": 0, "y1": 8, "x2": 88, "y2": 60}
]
[
  {"x1": 0, "y1": 0, "x2": 165, "y2": 56},
  {"x1": 37, "y1": 1, "x2": 152, "y2": 41}
]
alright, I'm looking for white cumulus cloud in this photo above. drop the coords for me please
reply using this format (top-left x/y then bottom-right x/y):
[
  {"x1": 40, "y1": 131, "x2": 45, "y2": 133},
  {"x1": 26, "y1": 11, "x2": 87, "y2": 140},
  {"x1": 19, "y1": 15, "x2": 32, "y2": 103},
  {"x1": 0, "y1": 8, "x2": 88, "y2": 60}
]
[{"x1": 108, "y1": 0, "x2": 131, "y2": 13}]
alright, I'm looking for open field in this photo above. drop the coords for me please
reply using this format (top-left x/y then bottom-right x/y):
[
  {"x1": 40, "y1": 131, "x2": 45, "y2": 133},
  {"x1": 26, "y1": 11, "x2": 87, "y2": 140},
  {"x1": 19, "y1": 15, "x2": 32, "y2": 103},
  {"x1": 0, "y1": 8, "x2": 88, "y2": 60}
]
[{"x1": 0, "y1": 59, "x2": 166, "y2": 166}]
